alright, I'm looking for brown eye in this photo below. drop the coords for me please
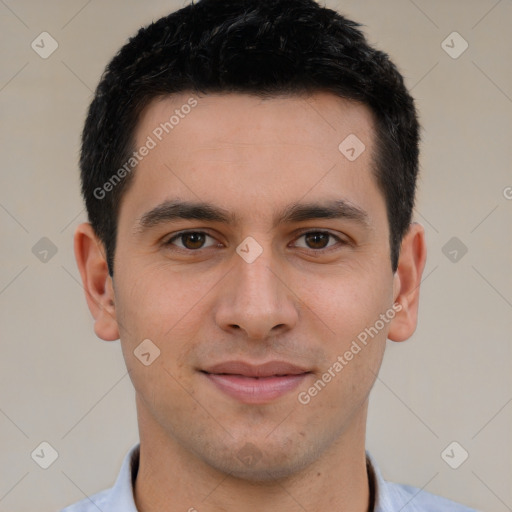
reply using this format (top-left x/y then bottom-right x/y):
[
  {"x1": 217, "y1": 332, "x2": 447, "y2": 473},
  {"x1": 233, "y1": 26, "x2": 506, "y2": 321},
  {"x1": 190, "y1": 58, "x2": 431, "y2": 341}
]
[
  {"x1": 304, "y1": 232, "x2": 330, "y2": 249},
  {"x1": 181, "y1": 232, "x2": 206, "y2": 249},
  {"x1": 166, "y1": 231, "x2": 217, "y2": 251},
  {"x1": 293, "y1": 231, "x2": 345, "y2": 251}
]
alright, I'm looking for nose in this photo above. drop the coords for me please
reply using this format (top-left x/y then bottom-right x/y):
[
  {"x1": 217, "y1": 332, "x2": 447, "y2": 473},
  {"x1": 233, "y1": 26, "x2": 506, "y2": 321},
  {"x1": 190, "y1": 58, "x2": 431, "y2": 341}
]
[{"x1": 214, "y1": 243, "x2": 299, "y2": 341}]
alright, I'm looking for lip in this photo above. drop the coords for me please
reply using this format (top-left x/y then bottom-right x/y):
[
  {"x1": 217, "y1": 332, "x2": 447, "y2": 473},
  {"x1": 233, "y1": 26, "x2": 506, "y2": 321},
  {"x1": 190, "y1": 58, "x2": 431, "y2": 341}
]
[
  {"x1": 201, "y1": 360, "x2": 311, "y2": 404},
  {"x1": 203, "y1": 360, "x2": 310, "y2": 377}
]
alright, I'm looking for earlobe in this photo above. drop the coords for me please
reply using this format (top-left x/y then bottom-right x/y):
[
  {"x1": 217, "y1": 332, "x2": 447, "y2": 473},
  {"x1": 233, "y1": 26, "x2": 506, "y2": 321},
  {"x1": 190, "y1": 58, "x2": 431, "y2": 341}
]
[
  {"x1": 387, "y1": 222, "x2": 427, "y2": 343},
  {"x1": 74, "y1": 223, "x2": 120, "y2": 341}
]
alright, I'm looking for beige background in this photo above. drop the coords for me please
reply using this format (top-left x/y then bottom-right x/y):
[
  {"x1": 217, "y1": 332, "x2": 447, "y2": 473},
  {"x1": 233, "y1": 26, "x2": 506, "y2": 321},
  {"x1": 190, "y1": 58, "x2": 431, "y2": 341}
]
[{"x1": 0, "y1": 1, "x2": 511, "y2": 511}]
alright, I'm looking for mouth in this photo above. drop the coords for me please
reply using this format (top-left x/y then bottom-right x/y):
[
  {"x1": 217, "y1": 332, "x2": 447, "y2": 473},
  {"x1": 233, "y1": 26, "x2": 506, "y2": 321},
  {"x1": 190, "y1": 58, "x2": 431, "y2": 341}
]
[{"x1": 200, "y1": 361, "x2": 312, "y2": 404}]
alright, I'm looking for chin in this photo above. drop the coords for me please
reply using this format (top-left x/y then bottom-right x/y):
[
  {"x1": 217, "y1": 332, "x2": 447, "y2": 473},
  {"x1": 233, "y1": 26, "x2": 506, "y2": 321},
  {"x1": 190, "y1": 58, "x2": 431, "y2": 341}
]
[
  {"x1": 202, "y1": 441, "x2": 318, "y2": 483},
  {"x1": 217, "y1": 460, "x2": 305, "y2": 483}
]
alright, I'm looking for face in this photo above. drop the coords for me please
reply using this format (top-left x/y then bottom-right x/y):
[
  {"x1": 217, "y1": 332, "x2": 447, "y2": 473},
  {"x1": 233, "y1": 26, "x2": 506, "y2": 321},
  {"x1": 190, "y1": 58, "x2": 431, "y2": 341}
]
[{"x1": 110, "y1": 92, "x2": 399, "y2": 479}]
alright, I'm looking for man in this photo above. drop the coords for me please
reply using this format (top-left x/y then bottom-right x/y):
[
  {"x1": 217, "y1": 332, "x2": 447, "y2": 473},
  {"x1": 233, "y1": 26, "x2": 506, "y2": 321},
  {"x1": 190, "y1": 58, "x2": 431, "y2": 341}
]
[{"x1": 63, "y1": 0, "x2": 478, "y2": 510}]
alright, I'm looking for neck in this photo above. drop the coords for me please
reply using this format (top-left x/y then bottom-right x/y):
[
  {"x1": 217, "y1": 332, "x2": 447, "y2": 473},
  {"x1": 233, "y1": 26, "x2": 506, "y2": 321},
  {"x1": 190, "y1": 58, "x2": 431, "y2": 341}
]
[{"x1": 134, "y1": 395, "x2": 371, "y2": 512}]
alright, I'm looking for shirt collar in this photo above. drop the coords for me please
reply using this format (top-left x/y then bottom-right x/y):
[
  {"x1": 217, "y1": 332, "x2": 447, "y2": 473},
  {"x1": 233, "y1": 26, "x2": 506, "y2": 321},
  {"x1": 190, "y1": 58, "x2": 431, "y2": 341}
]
[
  {"x1": 366, "y1": 450, "x2": 398, "y2": 512},
  {"x1": 101, "y1": 442, "x2": 139, "y2": 512}
]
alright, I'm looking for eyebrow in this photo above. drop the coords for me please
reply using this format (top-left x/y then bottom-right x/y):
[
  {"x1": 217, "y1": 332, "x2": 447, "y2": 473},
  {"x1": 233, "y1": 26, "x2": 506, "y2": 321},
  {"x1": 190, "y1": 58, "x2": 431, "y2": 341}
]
[{"x1": 134, "y1": 198, "x2": 371, "y2": 234}]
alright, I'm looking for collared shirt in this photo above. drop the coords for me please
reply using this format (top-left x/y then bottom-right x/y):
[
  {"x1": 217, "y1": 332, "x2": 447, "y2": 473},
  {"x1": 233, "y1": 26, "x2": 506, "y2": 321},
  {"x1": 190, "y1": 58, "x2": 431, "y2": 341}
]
[{"x1": 60, "y1": 443, "x2": 479, "y2": 511}]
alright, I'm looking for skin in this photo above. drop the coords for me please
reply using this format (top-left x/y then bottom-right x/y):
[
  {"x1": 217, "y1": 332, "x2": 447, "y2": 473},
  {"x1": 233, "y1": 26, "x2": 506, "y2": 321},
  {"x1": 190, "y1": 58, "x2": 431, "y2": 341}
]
[{"x1": 75, "y1": 91, "x2": 426, "y2": 512}]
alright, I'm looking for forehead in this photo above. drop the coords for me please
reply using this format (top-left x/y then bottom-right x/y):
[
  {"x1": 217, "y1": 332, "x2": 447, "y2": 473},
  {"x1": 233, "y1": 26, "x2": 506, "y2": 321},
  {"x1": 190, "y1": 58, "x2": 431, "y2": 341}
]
[
  {"x1": 136, "y1": 91, "x2": 375, "y2": 153},
  {"x1": 121, "y1": 91, "x2": 385, "y2": 231}
]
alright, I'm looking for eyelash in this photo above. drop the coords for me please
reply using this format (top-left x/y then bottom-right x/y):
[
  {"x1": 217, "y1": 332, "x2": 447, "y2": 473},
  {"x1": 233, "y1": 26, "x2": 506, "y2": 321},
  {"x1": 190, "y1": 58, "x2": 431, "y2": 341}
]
[{"x1": 163, "y1": 230, "x2": 349, "y2": 253}]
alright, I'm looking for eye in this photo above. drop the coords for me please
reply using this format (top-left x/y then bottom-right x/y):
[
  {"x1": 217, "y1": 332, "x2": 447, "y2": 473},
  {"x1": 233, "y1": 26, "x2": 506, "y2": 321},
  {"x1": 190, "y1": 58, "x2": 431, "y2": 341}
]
[
  {"x1": 165, "y1": 231, "x2": 220, "y2": 251},
  {"x1": 292, "y1": 230, "x2": 346, "y2": 251},
  {"x1": 163, "y1": 229, "x2": 348, "y2": 253}
]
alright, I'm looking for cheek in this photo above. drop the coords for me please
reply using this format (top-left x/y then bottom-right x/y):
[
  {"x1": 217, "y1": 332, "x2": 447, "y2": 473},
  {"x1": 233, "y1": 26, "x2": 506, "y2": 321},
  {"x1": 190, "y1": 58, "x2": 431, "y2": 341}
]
[
  {"x1": 113, "y1": 265, "x2": 205, "y2": 414},
  {"x1": 115, "y1": 262, "x2": 204, "y2": 336},
  {"x1": 302, "y1": 261, "x2": 393, "y2": 341},
  {"x1": 296, "y1": 286, "x2": 388, "y2": 416},
  {"x1": 113, "y1": 262, "x2": 220, "y2": 376},
  {"x1": 297, "y1": 260, "x2": 392, "y2": 398}
]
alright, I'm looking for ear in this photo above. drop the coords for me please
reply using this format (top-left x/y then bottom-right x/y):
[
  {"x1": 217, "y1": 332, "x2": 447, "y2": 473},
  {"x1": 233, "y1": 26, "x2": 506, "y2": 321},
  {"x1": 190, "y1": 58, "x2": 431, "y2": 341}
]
[
  {"x1": 74, "y1": 222, "x2": 120, "y2": 341},
  {"x1": 387, "y1": 222, "x2": 427, "y2": 342}
]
